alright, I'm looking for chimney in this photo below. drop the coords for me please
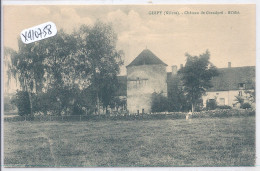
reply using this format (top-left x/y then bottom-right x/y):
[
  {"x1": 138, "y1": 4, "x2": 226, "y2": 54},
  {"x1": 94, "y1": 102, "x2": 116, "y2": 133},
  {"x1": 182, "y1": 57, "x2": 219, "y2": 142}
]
[
  {"x1": 228, "y1": 62, "x2": 231, "y2": 68},
  {"x1": 180, "y1": 64, "x2": 183, "y2": 69},
  {"x1": 172, "y1": 65, "x2": 177, "y2": 75}
]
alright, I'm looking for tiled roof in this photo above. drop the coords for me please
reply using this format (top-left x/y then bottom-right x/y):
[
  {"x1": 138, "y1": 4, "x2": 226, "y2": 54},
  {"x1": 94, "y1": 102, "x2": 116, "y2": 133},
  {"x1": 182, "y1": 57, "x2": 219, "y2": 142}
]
[
  {"x1": 126, "y1": 49, "x2": 167, "y2": 67},
  {"x1": 207, "y1": 66, "x2": 255, "y2": 91}
]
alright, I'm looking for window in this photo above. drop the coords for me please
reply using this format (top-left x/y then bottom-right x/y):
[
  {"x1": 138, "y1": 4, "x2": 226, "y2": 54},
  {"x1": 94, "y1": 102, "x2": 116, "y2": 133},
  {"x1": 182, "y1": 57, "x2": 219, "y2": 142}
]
[
  {"x1": 219, "y1": 98, "x2": 225, "y2": 106},
  {"x1": 128, "y1": 78, "x2": 148, "y2": 89},
  {"x1": 238, "y1": 83, "x2": 245, "y2": 90},
  {"x1": 209, "y1": 99, "x2": 214, "y2": 102}
]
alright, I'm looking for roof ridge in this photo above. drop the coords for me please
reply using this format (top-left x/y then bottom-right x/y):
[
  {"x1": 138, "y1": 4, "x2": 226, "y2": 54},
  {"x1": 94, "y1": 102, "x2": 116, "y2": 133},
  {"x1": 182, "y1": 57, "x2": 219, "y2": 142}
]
[
  {"x1": 126, "y1": 49, "x2": 167, "y2": 67},
  {"x1": 218, "y1": 66, "x2": 255, "y2": 69}
]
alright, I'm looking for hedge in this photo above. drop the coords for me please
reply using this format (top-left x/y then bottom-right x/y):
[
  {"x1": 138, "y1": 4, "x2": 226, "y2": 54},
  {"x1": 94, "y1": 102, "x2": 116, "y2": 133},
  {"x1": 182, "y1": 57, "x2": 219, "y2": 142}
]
[
  {"x1": 191, "y1": 109, "x2": 255, "y2": 118},
  {"x1": 5, "y1": 109, "x2": 255, "y2": 122}
]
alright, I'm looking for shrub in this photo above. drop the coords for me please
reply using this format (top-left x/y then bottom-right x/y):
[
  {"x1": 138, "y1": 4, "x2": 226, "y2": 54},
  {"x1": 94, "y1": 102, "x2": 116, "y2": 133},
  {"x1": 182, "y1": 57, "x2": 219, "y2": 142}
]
[
  {"x1": 241, "y1": 103, "x2": 251, "y2": 109},
  {"x1": 217, "y1": 105, "x2": 232, "y2": 109},
  {"x1": 4, "y1": 95, "x2": 16, "y2": 112},
  {"x1": 248, "y1": 110, "x2": 255, "y2": 116},
  {"x1": 11, "y1": 91, "x2": 31, "y2": 116},
  {"x1": 206, "y1": 99, "x2": 217, "y2": 110},
  {"x1": 151, "y1": 92, "x2": 169, "y2": 113},
  {"x1": 192, "y1": 109, "x2": 255, "y2": 118},
  {"x1": 71, "y1": 104, "x2": 85, "y2": 115}
]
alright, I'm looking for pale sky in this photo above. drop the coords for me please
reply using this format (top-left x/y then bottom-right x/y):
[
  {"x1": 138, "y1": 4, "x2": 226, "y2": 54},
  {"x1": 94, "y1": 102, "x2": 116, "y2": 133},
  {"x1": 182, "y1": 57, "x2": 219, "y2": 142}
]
[{"x1": 4, "y1": 5, "x2": 256, "y2": 77}]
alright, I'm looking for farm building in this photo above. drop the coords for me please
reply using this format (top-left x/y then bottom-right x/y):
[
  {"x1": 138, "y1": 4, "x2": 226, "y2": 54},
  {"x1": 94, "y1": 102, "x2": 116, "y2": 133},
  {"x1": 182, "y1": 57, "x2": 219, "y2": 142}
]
[
  {"x1": 117, "y1": 49, "x2": 255, "y2": 113},
  {"x1": 202, "y1": 64, "x2": 255, "y2": 108}
]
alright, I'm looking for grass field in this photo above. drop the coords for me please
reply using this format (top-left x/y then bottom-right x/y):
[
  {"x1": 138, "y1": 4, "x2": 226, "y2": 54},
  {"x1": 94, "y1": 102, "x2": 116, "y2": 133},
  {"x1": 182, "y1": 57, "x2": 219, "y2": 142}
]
[{"x1": 4, "y1": 116, "x2": 255, "y2": 167}]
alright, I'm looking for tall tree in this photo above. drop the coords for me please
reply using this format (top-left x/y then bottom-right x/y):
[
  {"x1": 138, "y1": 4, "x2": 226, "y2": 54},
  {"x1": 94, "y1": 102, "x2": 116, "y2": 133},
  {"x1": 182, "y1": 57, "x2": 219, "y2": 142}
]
[
  {"x1": 5, "y1": 30, "x2": 78, "y2": 115},
  {"x1": 77, "y1": 21, "x2": 124, "y2": 114},
  {"x1": 5, "y1": 40, "x2": 46, "y2": 115},
  {"x1": 39, "y1": 30, "x2": 78, "y2": 90},
  {"x1": 168, "y1": 77, "x2": 190, "y2": 112},
  {"x1": 37, "y1": 30, "x2": 79, "y2": 115},
  {"x1": 178, "y1": 50, "x2": 219, "y2": 112}
]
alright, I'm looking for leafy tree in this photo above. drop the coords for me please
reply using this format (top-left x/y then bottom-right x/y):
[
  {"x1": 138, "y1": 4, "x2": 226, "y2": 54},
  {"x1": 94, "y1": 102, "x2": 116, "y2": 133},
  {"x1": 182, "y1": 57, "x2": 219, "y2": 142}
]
[
  {"x1": 245, "y1": 90, "x2": 255, "y2": 104},
  {"x1": 5, "y1": 41, "x2": 47, "y2": 115},
  {"x1": 4, "y1": 95, "x2": 16, "y2": 112},
  {"x1": 178, "y1": 50, "x2": 219, "y2": 112},
  {"x1": 151, "y1": 92, "x2": 168, "y2": 113},
  {"x1": 80, "y1": 85, "x2": 98, "y2": 115},
  {"x1": 244, "y1": 80, "x2": 255, "y2": 104},
  {"x1": 40, "y1": 30, "x2": 78, "y2": 90},
  {"x1": 11, "y1": 91, "x2": 31, "y2": 116},
  {"x1": 76, "y1": 21, "x2": 124, "y2": 114},
  {"x1": 168, "y1": 76, "x2": 190, "y2": 112},
  {"x1": 233, "y1": 96, "x2": 244, "y2": 108},
  {"x1": 6, "y1": 41, "x2": 47, "y2": 94},
  {"x1": 6, "y1": 31, "x2": 79, "y2": 115},
  {"x1": 110, "y1": 96, "x2": 127, "y2": 112}
]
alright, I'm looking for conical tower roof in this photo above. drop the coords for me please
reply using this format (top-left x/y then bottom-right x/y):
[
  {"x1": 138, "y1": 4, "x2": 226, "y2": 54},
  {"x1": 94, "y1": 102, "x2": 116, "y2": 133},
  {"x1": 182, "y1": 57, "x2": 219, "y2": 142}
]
[{"x1": 126, "y1": 49, "x2": 168, "y2": 68}]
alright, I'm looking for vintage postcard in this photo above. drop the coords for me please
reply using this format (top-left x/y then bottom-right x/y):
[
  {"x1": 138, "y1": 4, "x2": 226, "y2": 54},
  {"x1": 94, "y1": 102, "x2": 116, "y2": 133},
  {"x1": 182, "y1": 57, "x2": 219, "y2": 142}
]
[{"x1": 2, "y1": 2, "x2": 257, "y2": 169}]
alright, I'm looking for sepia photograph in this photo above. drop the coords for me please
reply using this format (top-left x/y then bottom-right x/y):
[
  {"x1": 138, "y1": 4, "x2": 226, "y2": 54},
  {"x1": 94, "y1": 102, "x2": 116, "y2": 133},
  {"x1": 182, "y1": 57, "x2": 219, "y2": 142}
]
[{"x1": 2, "y1": 3, "x2": 256, "y2": 168}]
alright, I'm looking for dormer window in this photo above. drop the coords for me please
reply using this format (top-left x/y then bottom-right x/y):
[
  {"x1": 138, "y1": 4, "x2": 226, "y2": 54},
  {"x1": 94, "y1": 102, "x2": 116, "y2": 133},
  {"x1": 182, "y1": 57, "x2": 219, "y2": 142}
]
[{"x1": 238, "y1": 83, "x2": 245, "y2": 90}]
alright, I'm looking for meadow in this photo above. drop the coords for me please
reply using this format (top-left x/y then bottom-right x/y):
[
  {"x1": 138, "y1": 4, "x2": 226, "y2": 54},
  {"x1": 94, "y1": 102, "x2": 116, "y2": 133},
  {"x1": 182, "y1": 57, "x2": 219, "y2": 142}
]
[{"x1": 4, "y1": 116, "x2": 255, "y2": 167}]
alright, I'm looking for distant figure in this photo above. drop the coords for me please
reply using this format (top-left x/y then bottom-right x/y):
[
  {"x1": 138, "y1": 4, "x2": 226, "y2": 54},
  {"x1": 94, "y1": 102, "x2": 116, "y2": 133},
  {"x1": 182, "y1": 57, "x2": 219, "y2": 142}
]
[{"x1": 186, "y1": 110, "x2": 192, "y2": 120}]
